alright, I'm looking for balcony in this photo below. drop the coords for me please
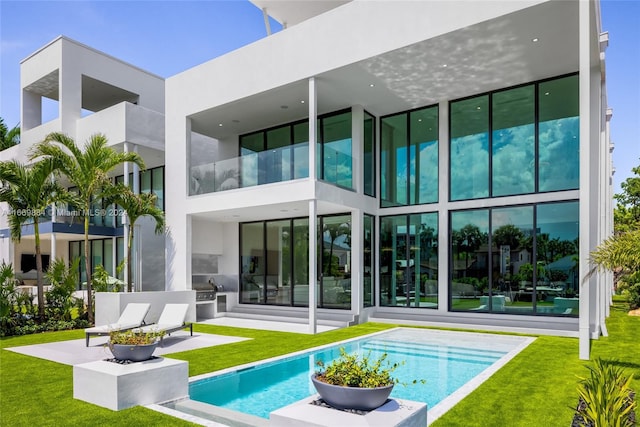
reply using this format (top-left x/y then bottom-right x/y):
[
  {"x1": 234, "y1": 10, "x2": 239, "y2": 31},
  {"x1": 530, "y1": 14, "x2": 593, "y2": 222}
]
[{"x1": 190, "y1": 142, "x2": 309, "y2": 196}]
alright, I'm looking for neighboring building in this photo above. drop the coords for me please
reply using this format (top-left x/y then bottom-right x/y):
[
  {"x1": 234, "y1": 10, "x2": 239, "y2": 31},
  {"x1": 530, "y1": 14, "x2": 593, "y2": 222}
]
[
  {"x1": 1, "y1": 1, "x2": 614, "y2": 359},
  {"x1": 0, "y1": 36, "x2": 166, "y2": 291},
  {"x1": 164, "y1": 0, "x2": 614, "y2": 358}
]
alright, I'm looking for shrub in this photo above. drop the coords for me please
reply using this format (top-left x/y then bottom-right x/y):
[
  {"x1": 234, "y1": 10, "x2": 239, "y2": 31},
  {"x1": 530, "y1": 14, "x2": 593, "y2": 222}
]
[
  {"x1": 575, "y1": 358, "x2": 636, "y2": 427},
  {"x1": 45, "y1": 258, "x2": 81, "y2": 321},
  {"x1": 315, "y1": 347, "x2": 401, "y2": 388}
]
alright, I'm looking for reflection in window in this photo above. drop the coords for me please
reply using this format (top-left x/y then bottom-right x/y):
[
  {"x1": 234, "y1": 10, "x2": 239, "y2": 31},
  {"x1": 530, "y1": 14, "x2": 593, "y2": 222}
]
[
  {"x1": 539, "y1": 75, "x2": 579, "y2": 192},
  {"x1": 536, "y1": 202, "x2": 579, "y2": 315},
  {"x1": 321, "y1": 112, "x2": 352, "y2": 189},
  {"x1": 380, "y1": 213, "x2": 438, "y2": 308},
  {"x1": 381, "y1": 106, "x2": 438, "y2": 206},
  {"x1": 450, "y1": 96, "x2": 489, "y2": 200},
  {"x1": 450, "y1": 202, "x2": 578, "y2": 316},
  {"x1": 364, "y1": 112, "x2": 376, "y2": 197},
  {"x1": 319, "y1": 215, "x2": 351, "y2": 309},
  {"x1": 363, "y1": 214, "x2": 374, "y2": 307},
  {"x1": 492, "y1": 86, "x2": 535, "y2": 196},
  {"x1": 450, "y1": 210, "x2": 489, "y2": 311},
  {"x1": 492, "y1": 206, "x2": 533, "y2": 314}
]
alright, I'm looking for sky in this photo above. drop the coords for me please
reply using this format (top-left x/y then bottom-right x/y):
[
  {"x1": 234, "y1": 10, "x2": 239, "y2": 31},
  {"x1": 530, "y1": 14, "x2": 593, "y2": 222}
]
[{"x1": 1, "y1": 0, "x2": 638, "y2": 195}]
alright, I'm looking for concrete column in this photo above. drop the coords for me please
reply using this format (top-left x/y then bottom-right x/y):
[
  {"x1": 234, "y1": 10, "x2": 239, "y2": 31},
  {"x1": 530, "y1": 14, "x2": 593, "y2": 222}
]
[
  {"x1": 437, "y1": 100, "x2": 449, "y2": 313},
  {"x1": 51, "y1": 175, "x2": 57, "y2": 261},
  {"x1": 350, "y1": 210, "x2": 363, "y2": 314},
  {"x1": 308, "y1": 200, "x2": 317, "y2": 334},
  {"x1": 308, "y1": 77, "x2": 317, "y2": 181}
]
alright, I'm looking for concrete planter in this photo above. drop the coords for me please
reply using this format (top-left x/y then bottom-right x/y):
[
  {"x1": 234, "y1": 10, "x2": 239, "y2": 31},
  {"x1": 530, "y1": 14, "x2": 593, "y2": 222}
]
[
  {"x1": 108, "y1": 341, "x2": 158, "y2": 362},
  {"x1": 311, "y1": 374, "x2": 394, "y2": 411}
]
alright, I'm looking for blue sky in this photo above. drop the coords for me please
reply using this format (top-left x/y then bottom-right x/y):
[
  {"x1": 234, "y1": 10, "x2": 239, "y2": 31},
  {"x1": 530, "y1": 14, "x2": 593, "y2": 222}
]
[{"x1": 1, "y1": 0, "x2": 638, "y2": 194}]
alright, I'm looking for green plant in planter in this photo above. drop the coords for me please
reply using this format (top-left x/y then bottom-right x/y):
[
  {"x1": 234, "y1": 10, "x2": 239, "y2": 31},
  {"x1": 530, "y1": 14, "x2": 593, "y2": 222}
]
[
  {"x1": 315, "y1": 347, "x2": 422, "y2": 388},
  {"x1": 108, "y1": 329, "x2": 164, "y2": 345}
]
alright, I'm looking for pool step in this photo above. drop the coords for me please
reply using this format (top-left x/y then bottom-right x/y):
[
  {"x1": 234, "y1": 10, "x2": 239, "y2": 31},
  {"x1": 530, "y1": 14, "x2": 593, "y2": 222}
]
[
  {"x1": 222, "y1": 305, "x2": 355, "y2": 328},
  {"x1": 174, "y1": 398, "x2": 269, "y2": 427},
  {"x1": 360, "y1": 340, "x2": 502, "y2": 364}
]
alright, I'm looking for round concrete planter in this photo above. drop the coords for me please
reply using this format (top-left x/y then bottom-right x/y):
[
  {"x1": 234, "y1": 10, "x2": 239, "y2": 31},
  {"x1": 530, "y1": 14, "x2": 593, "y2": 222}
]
[
  {"x1": 108, "y1": 341, "x2": 158, "y2": 362},
  {"x1": 311, "y1": 374, "x2": 394, "y2": 411}
]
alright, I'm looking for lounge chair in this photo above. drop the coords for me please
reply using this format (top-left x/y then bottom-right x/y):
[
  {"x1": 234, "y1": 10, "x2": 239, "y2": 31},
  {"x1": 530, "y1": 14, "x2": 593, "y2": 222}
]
[
  {"x1": 135, "y1": 303, "x2": 192, "y2": 346},
  {"x1": 84, "y1": 303, "x2": 150, "y2": 346}
]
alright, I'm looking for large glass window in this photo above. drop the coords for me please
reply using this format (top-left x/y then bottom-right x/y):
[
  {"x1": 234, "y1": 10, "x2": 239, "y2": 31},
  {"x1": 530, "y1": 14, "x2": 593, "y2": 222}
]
[
  {"x1": 319, "y1": 215, "x2": 351, "y2": 309},
  {"x1": 380, "y1": 213, "x2": 438, "y2": 308},
  {"x1": 450, "y1": 74, "x2": 578, "y2": 201},
  {"x1": 450, "y1": 96, "x2": 490, "y2": 200},
  {"x1": 381, "y1": 106, "x2": 438, "y2": 206},
  {"x1": 363, "y1": 214, "x2": 374, "y2": 307},
  {"x1": 538, "y1": 75, "x2": 579, "y2": 192},
  {"x1": 450, "y1": 210, "x2": 489, "y2": 311},
  {"x1": 239, "y1": 215, "x2": 350, "y2": 308},
  {"x1": 450, "y1": 201, "x2": 578, "y2": 316},
  {"x1": 364, "y1": 112, "x2": 376, "y2": 197},
  {"x1": 320, "y1": 111, "x2": 352, "y2": 189},
  {"x1": 492, "y1": 86, "x2": 535, "y2": 196}
]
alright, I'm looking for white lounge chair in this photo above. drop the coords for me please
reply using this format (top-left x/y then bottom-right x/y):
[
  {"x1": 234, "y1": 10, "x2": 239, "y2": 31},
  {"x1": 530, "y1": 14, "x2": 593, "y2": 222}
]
[
  {"x1": 84, "y1": 303, "x2": 150, "y2": 346},
  {"x1": 135, "y1": 303, "x2": 192, "y2": 346}
]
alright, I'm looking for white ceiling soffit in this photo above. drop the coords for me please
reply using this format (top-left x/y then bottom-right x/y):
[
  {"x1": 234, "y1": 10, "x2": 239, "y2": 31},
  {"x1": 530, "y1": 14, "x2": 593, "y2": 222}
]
[
  {"x1": 250, "y1": 0, "x2": 351, "y2": 27},
  {"x1": 191, "y1": 1, "x2": 578, "y2": 140}
]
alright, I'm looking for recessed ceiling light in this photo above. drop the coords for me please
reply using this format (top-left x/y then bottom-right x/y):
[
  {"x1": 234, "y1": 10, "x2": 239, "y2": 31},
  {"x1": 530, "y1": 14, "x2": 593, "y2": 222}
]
[
  {"x1": 476, "y1": 106, "x2": 481, "y2": 110},
  {"x1": 300, "y1": 100, "x2": 305, "y2": 104},
  {"x1": 369, "y1": 83, "x2": 375, "y2": 87},
  {"x1": 218, "y1": 123, "x2": 223, "y2": 127},
  {"x1": 418, "y1": 118, "x2": 422, "y2": 122},
  {"x1": 544, "y1": 92, "x2": 550, "y2": 96},
  {"x1": 442, "y1": 64, "x2": 448, "y2": 68},
  {"x1": 532, "y1": 38, "x2": 539, "y2": 42}
]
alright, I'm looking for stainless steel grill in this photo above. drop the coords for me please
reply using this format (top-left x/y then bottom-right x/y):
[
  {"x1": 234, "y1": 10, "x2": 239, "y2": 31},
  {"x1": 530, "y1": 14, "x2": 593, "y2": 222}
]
[{"x1": 193, "y1": 280, "x2": 218, "y2": 301}]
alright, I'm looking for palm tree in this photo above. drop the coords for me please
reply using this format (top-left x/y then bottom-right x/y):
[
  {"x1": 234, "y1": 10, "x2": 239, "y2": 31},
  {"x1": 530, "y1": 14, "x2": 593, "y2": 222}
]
[
  {"x1": 0, "y1": 159, "x2": 69, "y2": 317},
  {"x1": 30, "y1": 132, "x2": 144, "y2": 323},
  {"x1": 105, "y1": 185, "x2": 164, "y2": 292},
  {"x1": 0, "y1": 118, "x2": 20, "y2": 151}
]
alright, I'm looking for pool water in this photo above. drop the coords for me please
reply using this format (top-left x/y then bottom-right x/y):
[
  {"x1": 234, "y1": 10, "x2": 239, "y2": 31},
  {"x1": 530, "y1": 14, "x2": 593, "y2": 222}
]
[{"x1": 189, "y1": 328, "x2": 530, "y2": 419}]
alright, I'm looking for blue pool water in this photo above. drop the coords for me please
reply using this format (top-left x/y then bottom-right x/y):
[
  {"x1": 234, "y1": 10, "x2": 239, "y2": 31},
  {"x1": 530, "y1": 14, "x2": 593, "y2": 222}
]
[{"x1": 189, "y1": 328, "x2": 529, "y2": 419}]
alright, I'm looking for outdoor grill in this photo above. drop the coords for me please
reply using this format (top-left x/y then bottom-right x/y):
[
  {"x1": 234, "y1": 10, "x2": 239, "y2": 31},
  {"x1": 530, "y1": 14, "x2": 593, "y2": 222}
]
[{"x1": 193, "y1": 279, "x2": 221, "y2": 301}]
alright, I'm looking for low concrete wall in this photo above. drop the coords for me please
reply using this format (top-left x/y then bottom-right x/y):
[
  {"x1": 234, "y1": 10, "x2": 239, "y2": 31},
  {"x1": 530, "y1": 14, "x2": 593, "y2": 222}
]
[{"x1": 95, "y1": 291, "x2": 196, "y2": 326}]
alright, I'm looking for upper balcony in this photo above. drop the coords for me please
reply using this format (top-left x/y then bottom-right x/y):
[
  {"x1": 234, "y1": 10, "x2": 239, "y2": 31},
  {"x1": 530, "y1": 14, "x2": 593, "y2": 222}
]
[
  {"x1": 189, "y1": 143, "x2": 352, "y2": 196},
  {"x1": 76, "y1": 101, "x2": 164, "y2": 151}
]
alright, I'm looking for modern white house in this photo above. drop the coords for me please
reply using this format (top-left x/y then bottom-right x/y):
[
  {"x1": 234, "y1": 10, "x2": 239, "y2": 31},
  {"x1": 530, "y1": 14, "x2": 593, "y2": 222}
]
[
  {"x1": 0, "y1": 36, "x2": 166, "y2": 291},
  {"x1": 1, "y1": 0, "x2": 614, "y2": 359}
]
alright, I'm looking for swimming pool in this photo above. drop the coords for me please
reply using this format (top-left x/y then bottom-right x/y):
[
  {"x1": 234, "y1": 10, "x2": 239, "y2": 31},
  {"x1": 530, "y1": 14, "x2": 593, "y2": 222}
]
[{"x1": 187, "y1": 328, "x2": 534, "y2": 422}]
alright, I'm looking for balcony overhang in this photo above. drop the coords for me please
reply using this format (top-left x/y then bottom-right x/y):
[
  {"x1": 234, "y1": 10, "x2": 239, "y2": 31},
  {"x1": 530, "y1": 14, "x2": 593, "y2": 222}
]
[{"x1": 190, "y1": 1, "x2": 579, "y2": 140}]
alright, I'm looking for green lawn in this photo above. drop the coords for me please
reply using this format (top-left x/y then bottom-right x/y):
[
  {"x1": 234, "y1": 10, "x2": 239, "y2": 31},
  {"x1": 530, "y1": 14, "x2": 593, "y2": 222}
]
[{"x1": 1, "y1": 303, "x2": 637, "y2": 426}]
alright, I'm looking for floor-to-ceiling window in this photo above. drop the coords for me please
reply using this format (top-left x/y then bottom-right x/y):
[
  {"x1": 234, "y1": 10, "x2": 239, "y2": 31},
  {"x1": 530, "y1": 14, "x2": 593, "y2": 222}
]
[
  {"x1": 364, "y1": 112, "x2": 376, "y2": 197},
  {"x1": 319, "y1": 110, "x2": 352, "y2": 189},
  {"x1": 381, "y1": 105, "x2": 438, "y2": 207},
  {"x1": 450, "y1": 74, "x2": 578, "y2": 201},
  {"x1": 380, "y1": 213, "x2": 438, "y2": 308},
  {"x1": 449, "y1": 201, "x2": 578, "y2": 316},
  {"x1": 363, "y1": 214, "x2": 375, "y2": 307},
  {"x1": 69, "y1": 238, "x2": 120, "y2": 290},
  {"x1": 240, "y1": 214, "x2": 351, "y2": 309}
]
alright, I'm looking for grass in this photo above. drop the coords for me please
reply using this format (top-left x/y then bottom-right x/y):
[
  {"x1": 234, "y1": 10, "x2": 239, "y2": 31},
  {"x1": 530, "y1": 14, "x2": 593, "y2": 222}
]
[{"x1": 1, "y1": 301, "x2": 637, "y2": 426}]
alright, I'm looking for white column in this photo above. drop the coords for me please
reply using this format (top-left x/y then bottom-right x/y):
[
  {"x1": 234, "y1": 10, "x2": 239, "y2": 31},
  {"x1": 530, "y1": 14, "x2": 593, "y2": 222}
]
[
  {"x1": 131, "y1": 144, "x2": 140, "y2": 289},
  {"x1": 308, "y1": 77, "x2": 318, "y2": 333},
  {"x1": 308, "y1": 200, "x2": 317, "y2": 334},
  {"x1": 578, "y1": 0, "x2": 597, "y2": 360},
  {"x1": 351, "y1": 210, "x2": 362, "y2": 313},
  {"x1": 437, "y1": 100, "x2": 449, "y2": 313},
  {"x1": 308, "y1": 77, "x2": 317, "y2": 181}
]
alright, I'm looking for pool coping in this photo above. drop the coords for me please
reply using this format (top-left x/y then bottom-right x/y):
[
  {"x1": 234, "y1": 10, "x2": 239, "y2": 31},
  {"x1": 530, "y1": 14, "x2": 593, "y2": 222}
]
[{"x1": 152, "y1": 327, "x2": 536, "y2": 426}]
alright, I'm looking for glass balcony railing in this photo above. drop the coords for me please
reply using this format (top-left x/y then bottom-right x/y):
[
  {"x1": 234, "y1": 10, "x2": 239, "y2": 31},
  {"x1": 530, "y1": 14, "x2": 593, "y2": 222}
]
[{"x1": 190, "y1": 142, "x2": 310, "y2": 196}]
